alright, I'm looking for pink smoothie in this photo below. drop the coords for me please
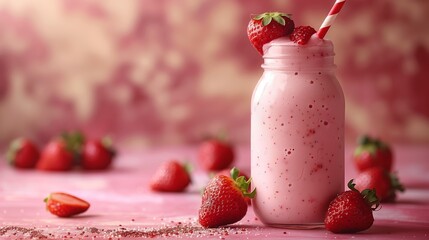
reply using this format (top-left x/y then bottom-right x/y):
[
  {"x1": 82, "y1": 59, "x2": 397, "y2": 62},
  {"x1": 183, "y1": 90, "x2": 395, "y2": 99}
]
[{"x1": 251, "y1": 36, "x2": 344, "y2": 227}]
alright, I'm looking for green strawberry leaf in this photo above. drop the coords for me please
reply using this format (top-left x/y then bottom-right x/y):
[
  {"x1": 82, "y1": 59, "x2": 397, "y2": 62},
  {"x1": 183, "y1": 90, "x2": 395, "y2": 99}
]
[
  {"x1": 262, "y1": 16, "x2": 273, "y2": 26},
  {"x1": 231, "y1": 167, "x2": 256, "y2": 199},
  {"x1": 230, "y1": 167, "x2": 239, "y2": 180},
  {"x1": 253, "y1": 13, "x2": 265, "y2": 21},
  {"x1": 357, "y1": 135, "x2": 372, "y2": 145},
  {"x1": 390, "y1": 172, "x2": 405, "y2": 192},
  {"x1": 272, "y1": 15, "x2": 285, "y2": 26},
  {"x1": 361, "y1": 189, "x2": 380, "y2": 210},
  {"x1": 347, "y1": 179, "x2": 357, "y2": 191},
  {"x1": 243, "y1": 188, "x2": 257, "y2": 198},
  {"x1": 6, "y1": 138, "x2": 23, "y2": 165},
  {"x1": 252, "y1": 12, "x2": 292, "y2": 27}
]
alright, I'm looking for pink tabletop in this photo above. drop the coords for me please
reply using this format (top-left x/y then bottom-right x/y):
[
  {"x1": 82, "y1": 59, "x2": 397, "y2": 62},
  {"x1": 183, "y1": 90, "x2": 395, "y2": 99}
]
[{"x1": 1, "y1": 145, "x2": 429, "y2": 239}]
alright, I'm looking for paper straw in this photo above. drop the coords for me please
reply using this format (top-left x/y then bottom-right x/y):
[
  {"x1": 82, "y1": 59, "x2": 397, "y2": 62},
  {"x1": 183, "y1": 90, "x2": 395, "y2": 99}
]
[{"x1": 317, "y1": 0, "x2": 346, "y2": 39}]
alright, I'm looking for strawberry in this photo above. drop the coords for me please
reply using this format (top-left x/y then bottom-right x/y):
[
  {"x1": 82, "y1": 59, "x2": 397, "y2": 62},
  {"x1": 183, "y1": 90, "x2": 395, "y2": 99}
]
[
  {"x1": 82, "y1": 138, "x2": 115, "y2": 170},
  {"x1": 198, "y1": 167, "x2": 256, "y2": 228},
  {"x1": 325, "y1": 180, "x2": 379, "y2": 233},
  {"x1": 214, "y1": 168, "x2": 251, "y2": 206},
  {"x1": 247, "y1": 12, "x2": 295, "y2": 54},
  {"x1": 215, "y1": 168, "x2": 249, "y2": 180},
  {"x1": 36, "y1": 139, "x2": 74, "y2": 171},
  {"x1": 198, "y1": 139, "x2": 234, "y2": 171},
  {"x1": 354, "y1": 135, "x2": 393, "y2": 172},
  {"x1": 150, "y1": 160, "x2": 191, "y2": 192},
  {"x1": 354, "y1": 167, "x2": 405, "y2": 202},
  {"x1": 44, "y1": 192, "x2": 90, "y2": 217},
  {"x1": 6, "y1": 138, "x2": 40, "y2": 169},
  {"x1": 290, "y1": 26, "x2": 316, "y2": 45},
  {"x1": 36, "y1": 132, "x2": 84, "y2": 171}
]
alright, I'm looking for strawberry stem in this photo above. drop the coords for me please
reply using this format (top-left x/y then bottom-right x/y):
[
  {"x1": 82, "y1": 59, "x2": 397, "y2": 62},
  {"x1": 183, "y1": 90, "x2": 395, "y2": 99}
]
[
  {"x1": 253, "y1": 12, "x2": 292, "y2": 26},
  {"x1": 347, "y1": 179, "x2": 358, "y2": 191},
  {"x1": 348, "y1": 179, "x2": 380, "y2": 210},
  {"x1": 230, "y1": 167, "x2": 239, "y2": 180},
  {"x1": 390, "y1": 172, "x2": 405, "y2": 192},
  {"x1": 361, "y1": 189, "x2": 380, "y2": 210},
  {"x1": 230, "y1": 167, "x2": 256, "y2": 199}
]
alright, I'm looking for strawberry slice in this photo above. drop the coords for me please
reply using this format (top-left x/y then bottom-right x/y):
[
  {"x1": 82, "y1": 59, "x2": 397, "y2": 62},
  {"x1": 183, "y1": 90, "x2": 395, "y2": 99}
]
[{"x1": 44, "y1": 192, "x2": 90, "y2": 217}]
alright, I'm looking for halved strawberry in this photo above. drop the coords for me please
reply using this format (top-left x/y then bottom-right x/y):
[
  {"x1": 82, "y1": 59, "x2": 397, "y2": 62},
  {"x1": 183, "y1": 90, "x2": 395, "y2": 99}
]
[{"x1": 44, "y1": 192, "x2": 90, "y2": 218}]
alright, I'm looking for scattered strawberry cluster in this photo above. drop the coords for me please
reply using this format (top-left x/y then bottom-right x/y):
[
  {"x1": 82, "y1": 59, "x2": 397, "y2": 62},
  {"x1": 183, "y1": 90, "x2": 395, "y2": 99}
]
[
  {"x1": 247, "y1": 12, "x2": 317, "y2": 55},
  {"x1": 353, "y1": 135, "x2": 404, "y2": 203},
  {"x1": 6, "y1": 131, "x2": 115, "y2": 171},
  {"x1": 324, "y1": 135, "x2": 405, "y2": 233},
  {"x1": 149, "y1": 137, "x2": 236, "y2": 193},
  {"x1": 149, "y1": 137, "x2": 254, "y2": 228}
]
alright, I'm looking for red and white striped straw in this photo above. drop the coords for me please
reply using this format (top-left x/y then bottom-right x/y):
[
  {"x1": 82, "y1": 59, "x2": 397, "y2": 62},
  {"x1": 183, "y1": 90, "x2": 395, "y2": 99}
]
[{"x1": 317, "y1": 0, "x2": 346, "y2": 39}]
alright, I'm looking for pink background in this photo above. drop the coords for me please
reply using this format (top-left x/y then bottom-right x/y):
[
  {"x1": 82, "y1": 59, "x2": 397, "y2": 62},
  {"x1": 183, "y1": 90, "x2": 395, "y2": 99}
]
[{"x1": 0, "y1": 0, "x2": 428, "y2": 149}]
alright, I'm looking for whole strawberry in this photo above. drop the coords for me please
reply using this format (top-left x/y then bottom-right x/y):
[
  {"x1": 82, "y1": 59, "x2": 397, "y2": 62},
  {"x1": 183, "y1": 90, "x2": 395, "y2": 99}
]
[
  {"x1": 36, "y1": 139, "x2": 74, "y2": 171},
  {"x1": 290, "y1": 26, "x2": 316, "y2": 45},
  {"x1": 325, "y1": 180, "x2": 379, "y2": 233},
  {"x1": 44, "y1": 192, "x2": 90, "y2": 217},
  {"x1": 37, "y1": 132, "x2": 84, "y2": 171},
  {"x1": 199, "y1": 167, "x2": 256, "y2": 228},
  {"x1": 354, "y1": 135, "x2": 393, "y2": 172},
  {"x1": 82, "y1": 138, "x2": 115, "y2": 170},
  {"x1": 354, "y1": 167, "x2": 404, "y2": 202},
  {"x1": 215, "y1": 168, "x2": 251, "y2": 206},
  {"x1": 198, "y1": 139, "x2": 234, "y2": 171},
  {"x1": 247, "y1": 12, "x2": 294, "y2": 55},
  {"x1": 150, "y1": 160, "x2": 191, "y2": 192},
  {"x1": 6, "y1": 138, "x2": 40, "y2": 169},
  {"x1": 215, "y1": 168, "x2": 249, "y2": 180}
]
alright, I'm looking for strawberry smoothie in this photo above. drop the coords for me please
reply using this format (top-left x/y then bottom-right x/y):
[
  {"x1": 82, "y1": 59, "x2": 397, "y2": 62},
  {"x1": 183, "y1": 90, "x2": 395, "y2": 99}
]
[{"x1": 251, "y1": 35, "x2": 344, "y2": 227}]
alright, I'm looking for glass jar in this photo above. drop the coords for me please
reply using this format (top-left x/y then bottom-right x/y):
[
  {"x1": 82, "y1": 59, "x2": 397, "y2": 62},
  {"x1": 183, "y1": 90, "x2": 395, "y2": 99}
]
[{"x1": 251, "y1": 36, "x2": 344, "y2": 228}]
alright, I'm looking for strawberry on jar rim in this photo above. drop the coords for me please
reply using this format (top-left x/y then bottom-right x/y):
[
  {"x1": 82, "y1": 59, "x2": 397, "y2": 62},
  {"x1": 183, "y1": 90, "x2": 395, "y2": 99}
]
[
  {"x1": 354, "y1": 135, "x2": 393, "y2": 172},
  {"x1": 247, "y1": 12, "x2": 295, "y2": 55},
  {"x1": 6, "y1": 138, "x2": 40, "y2": 169},
  {"x1": 290, "y1": 26, "x2": 317, "y2": 45},
  {"x1": 198, "y1": 167, "x2": 256, "y2": 228},
  {"x1": 325, "y1": 179, "x2": 379, "y2": 233}
]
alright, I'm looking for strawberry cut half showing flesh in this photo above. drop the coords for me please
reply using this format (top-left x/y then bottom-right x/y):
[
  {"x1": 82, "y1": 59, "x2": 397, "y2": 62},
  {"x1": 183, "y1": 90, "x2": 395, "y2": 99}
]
[{"x1": 45, "y1": 192, "x2": 90, "y2": 218}]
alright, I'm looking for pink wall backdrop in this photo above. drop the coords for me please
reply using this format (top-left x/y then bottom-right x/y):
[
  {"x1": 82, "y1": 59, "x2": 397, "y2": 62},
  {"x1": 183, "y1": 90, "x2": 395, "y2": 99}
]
[{"x1": 0, "y1": 0, "x2": 428, "y2": 148}]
